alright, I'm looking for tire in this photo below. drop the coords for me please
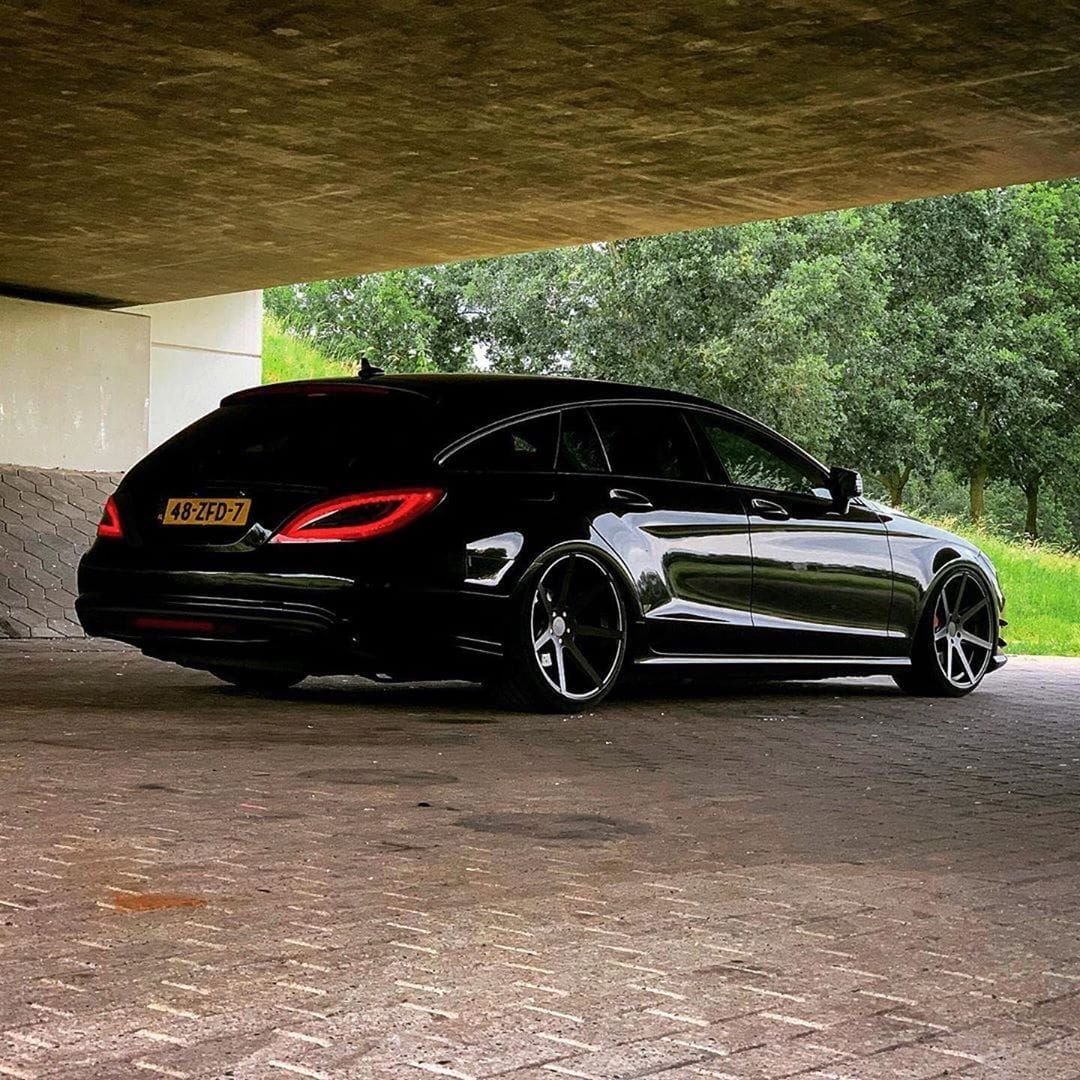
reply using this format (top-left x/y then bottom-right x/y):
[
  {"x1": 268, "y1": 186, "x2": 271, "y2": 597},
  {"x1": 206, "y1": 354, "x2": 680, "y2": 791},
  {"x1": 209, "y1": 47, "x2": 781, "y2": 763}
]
[
  {"x1": 209, "y1": 667, "x2": 306, "y2": 693},
  {"x1": 493, "y1": 550, "x2": 629, "y2": 713},
  {"x1": 894, "y1": 565, "x2": 996, "y2": 697}
]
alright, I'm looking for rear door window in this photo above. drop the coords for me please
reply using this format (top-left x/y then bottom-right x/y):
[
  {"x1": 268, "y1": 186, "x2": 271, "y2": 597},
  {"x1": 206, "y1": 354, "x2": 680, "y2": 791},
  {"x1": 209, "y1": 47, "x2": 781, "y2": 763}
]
[
  {"x1": 557, "y1": 409, "x2": 609, "y2": 473},
  {"x1": 447, "y1": 413, "x2": 558, "y2": 473},
  {"x1": 590, "y1": 405, "x2": 706, "y2": 482}
]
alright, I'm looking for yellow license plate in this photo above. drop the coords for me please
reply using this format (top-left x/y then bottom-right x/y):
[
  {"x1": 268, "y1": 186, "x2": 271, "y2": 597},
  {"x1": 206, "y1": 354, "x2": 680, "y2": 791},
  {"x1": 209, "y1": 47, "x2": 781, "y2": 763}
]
[{"x1": 162, "y1": 497, "x2": 251, "y2": 526}]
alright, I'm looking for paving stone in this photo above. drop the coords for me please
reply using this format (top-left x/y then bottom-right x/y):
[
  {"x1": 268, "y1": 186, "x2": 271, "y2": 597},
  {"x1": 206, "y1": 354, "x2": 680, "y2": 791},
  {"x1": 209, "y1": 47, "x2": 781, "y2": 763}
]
[
  {"x1": 0, "y1": 648, "x2": 1076, "y2": 1078},
  {"x1": 10, "y1": 575, "x2": 46, "y2": 602},
  {"x1": 4, "y1": 520, "x2": 54, "y2": 544},
  {"x1": 24, "y1": 565, "x2": 63, "y2": 592},
  {"x1": 0, "y1": 589, "x2": 29, "y2": 610},
  {"x1": 28, "y1": 597, "x2": 68, "y2": 621},
  {"x1": 38, "y1": 530, "x2": 78, "y2": 554}
]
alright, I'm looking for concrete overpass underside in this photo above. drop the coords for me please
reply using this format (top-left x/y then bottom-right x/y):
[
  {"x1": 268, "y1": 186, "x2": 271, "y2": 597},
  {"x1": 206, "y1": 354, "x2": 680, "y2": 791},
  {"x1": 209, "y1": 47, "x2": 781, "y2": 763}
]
[{"x1": 3, "y1": 0, "x2": 1079, "y2": 307}]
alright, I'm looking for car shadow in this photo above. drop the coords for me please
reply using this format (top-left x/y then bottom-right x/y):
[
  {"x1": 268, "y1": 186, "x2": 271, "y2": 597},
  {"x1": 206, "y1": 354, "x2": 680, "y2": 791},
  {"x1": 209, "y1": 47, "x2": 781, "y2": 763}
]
[{"x1": 206, "y1": 670, "x2": 902, "y2": 712}]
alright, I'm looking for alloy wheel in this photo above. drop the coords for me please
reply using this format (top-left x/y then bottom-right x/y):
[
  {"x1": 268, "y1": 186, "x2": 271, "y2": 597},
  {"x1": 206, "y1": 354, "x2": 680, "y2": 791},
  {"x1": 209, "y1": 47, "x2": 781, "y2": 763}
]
[
  {"x1": 932, "y1": 569, "x2": 994, "y2": 689},
  {"x1": 530, "y1": 553, "x2": 626, "y2": 701}
]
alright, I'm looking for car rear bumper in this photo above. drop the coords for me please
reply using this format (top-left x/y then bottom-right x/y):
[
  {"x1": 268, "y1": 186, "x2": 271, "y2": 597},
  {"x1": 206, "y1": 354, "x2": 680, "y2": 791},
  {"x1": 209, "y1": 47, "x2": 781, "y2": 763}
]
[
  {"x1": 76, "y1": 557, "x2": 485, "y2": 678},
  {"x1": 77, "y1": 592, "x2": 349, "y2": 665}
]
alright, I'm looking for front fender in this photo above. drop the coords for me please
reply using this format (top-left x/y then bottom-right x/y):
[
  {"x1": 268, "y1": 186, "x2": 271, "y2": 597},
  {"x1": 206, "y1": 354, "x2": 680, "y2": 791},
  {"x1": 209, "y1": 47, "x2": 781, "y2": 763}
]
[{"x1": 913, "y1": 557, "x2": 1000, "y2": 639}]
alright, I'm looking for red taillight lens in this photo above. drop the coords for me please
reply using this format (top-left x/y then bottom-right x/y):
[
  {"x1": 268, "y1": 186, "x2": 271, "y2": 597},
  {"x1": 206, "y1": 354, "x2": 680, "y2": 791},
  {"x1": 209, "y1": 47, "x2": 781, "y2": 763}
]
[
  {"x1": 270, "y1": 488, "x2": 443, "y2": 544},
  {"x1": 97, "y1": 495, "x2": 124, "y2": 540}
]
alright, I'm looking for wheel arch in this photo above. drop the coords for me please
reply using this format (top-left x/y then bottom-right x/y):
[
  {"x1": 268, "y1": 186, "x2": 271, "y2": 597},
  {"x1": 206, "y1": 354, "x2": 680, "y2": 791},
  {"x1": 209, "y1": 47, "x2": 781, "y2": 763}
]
[
  {"x1": 914, "y1": 555, "x2": 999, "y2": 636},
  {"x1": 515, "y1": 540, "x2": 645, "y2": 642}
]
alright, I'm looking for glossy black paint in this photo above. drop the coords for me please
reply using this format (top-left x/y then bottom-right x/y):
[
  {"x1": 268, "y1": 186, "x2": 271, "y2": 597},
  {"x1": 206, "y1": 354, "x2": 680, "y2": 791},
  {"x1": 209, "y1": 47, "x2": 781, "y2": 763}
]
[{"x1": 77, "y1": 374, "x2": 1006, "y2": 683}]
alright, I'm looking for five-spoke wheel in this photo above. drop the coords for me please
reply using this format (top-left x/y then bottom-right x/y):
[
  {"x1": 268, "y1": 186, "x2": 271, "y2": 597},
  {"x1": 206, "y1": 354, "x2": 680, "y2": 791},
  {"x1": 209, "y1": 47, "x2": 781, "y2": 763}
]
[
  {"x1": 496, "y1": 550, "x2": 628, "y2": 711},
  {"x1": 895, "y1": 565, "x2": 996, "y2": 697}
]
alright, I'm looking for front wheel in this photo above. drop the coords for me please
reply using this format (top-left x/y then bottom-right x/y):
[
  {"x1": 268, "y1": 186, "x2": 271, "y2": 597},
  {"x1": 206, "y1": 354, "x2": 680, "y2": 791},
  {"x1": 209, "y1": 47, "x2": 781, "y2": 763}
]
[
  {"x1": 894, "y1": 566, "x2": 996, "y2": 697},
  {"x1": 493, "y1": 551, "x2": 629, "y2": 712}
]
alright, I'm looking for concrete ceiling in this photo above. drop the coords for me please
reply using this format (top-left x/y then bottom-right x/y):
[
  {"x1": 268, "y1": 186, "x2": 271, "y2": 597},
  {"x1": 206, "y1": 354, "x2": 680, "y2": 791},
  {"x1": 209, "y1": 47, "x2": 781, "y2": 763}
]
[{"x1": 3, "y1": 1, "x2": 1078, "y2": 307}]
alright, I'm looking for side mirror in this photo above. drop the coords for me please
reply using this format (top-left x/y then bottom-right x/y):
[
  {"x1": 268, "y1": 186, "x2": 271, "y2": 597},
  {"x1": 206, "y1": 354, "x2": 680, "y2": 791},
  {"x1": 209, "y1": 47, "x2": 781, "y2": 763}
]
[{"x1": 828, "y1": 466, "x2": 863, "y2": 510}]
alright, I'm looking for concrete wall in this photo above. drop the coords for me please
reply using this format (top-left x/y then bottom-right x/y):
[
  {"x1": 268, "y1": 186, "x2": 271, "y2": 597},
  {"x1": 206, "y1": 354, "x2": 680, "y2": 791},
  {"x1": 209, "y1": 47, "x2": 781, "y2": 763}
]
[
  {"x1": 0, "y1": 291, "x2": 262, "y2": 473},
  {"x1": 0, "y1": 297, "x2": 150, "y2": 471},
  {"x1": 124, "y1": 291, "x2": 262, "y2": 447},
  {"x1": 0, "y1": 290, "x2": 262, "y2": 638}
]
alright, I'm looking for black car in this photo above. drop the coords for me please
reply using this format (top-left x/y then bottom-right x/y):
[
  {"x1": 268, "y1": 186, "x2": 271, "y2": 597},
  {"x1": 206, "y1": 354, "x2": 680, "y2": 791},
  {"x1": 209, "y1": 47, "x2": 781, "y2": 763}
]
[{"x1": 77, "y1": 373, "x2": 1006, "y2": 710}]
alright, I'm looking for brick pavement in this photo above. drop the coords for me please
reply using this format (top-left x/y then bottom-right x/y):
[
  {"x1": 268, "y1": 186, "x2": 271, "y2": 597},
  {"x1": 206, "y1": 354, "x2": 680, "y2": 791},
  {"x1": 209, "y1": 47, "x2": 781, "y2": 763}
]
[
  {"x1": 1, "y1": 643, "x2": 1079, "y2": 1079},
  {"x1": 0, "y1": 468, "x2": 122, "y2": 639}
]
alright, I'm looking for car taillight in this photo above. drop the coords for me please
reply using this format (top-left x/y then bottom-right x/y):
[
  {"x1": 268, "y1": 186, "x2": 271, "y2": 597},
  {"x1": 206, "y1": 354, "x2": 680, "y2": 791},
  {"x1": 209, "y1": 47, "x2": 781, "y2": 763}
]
[
  {"x1": 270, "y1": 488, "x2": 443, "y2": 543},
  {"x1": 97, "y1": 495, "x2": 124, "y2": 540}
]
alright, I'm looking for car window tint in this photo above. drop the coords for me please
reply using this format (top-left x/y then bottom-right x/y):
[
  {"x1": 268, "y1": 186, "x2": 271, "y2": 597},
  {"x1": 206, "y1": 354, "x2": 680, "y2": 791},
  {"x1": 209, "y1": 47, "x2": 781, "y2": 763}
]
[
  {"x1": 141, "y1": 398, "x2": 431, "y2": 485},
  {"x1": 558, "y1": 409, "x2": 608, "y2": 473},
  {"x1": 698, "y1": 416, "x2": 822, "y2": 494},
  {"x1": 591, "y1": 405, "x2": 705, "y2": 481},
  {"x1": 448, "y1": 413, "x2": 558, "y2": 472}
]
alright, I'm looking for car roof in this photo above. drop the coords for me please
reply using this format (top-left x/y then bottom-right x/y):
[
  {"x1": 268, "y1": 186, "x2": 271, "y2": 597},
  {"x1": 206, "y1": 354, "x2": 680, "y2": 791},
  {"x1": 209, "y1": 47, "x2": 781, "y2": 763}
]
[{"x1": 227, "y1": 372, "x2": 738, "y2": 431}]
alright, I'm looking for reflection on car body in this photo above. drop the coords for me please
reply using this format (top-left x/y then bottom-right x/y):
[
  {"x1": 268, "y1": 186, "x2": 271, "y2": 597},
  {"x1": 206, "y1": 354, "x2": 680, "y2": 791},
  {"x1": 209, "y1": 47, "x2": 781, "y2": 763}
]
[{"x1": 77, "y1": 373, "x2": 1006, "y2": 710}]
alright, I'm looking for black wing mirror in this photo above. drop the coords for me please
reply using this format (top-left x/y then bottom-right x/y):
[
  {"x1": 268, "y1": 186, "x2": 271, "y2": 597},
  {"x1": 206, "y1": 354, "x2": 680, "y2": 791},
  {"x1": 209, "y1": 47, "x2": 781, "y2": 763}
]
[{"x1": 828, "y1": 466, "x2": 863, "y2": 510}]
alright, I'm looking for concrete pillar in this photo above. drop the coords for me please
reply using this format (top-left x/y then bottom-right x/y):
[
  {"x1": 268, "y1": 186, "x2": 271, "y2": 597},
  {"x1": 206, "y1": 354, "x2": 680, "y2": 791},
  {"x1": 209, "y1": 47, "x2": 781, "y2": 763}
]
[
  {"x1": 0, "y1": 290, "x2": 263, "y2": 472},
  {"x1": 123, "y1": 291, "x2": 262, "y2": 449},
  {"x1": 0, "y1": 296, "x2": 151, "y2": 471},
  {"x1": 0, "y1": 289, "x2": 264, "y2": 638}
]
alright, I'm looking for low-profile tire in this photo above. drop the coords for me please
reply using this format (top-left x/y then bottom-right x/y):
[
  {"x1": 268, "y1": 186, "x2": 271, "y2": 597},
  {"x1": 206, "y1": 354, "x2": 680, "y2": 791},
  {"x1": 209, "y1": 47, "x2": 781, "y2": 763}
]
[
  {"x1": 209, "y1": 667, "x2": 306, "y2": 693},
  {"x1": 894, "y1": 565, "x2": 996, "y2": 697},
  {"x1": 493, "y1": 550, "x2": 629, "y2": 713}
]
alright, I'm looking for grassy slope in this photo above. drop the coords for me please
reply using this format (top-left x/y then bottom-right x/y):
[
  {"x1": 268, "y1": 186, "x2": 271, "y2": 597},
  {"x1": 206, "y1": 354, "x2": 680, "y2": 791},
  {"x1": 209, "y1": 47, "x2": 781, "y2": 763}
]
[
  {"x1": 260, "y1": 318, "x2": 1078, "y2": 655},
  {"x1": 951, "y1": 527, "x2": 1080, "y2": 657},
  {"x1": 262, "y1": 314, "x2": 353, "y2": 383}
]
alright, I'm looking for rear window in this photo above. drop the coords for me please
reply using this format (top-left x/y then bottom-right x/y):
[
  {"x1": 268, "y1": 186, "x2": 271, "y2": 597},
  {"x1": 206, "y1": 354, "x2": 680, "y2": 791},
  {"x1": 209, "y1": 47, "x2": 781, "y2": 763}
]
[{"x1": 141, "y1": 397, "x2": 432, "y2": 485}]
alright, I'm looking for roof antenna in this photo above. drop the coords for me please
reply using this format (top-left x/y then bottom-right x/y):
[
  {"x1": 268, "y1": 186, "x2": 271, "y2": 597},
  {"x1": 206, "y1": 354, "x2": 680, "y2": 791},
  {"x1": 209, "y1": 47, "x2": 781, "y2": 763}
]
[{"x1": 357, "y1": 354, "x2": 384, "y2": 381}]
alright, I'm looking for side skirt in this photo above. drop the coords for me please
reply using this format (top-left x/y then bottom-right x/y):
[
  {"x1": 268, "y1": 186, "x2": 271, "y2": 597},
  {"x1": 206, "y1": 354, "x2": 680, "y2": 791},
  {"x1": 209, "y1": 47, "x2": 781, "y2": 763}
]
[
  {"x1": 637, "y1": 655, "x2": 910, "y2": 668},
  {"x1": 634, "y1": 655, "x2": 913, "y2": 679}
]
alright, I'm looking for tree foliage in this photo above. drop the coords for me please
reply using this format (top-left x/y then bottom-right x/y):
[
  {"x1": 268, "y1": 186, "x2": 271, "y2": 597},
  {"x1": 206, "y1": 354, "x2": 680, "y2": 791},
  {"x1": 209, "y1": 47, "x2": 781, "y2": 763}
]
[{"x1": 267, "y1": 180, "x2": 1080, "y2": 545}]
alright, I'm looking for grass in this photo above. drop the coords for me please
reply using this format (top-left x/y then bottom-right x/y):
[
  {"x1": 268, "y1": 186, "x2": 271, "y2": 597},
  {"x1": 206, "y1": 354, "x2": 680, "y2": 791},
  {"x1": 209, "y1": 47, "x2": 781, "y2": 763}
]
[
  {"x1": 263, "y1": 314, "x2": 352, "y2": 383},
  {"x1": 947, "y1": 524, "x2": 1080, "y2": 656}
]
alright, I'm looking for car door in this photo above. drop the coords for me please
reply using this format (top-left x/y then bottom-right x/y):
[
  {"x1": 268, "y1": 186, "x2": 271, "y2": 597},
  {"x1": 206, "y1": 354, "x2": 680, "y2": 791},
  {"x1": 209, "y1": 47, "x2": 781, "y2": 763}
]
[
  {"x1": 584, "y1": 403, "x2": 753, "y2": 656},
  {"x1": 690, "y1": 411, "x2": 898, "y2": 657}
]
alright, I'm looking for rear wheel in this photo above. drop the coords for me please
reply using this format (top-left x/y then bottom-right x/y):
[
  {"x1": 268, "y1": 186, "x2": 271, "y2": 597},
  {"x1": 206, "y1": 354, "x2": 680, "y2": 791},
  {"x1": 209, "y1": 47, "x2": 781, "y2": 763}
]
[
  {"x1": 209, "y1": 667, "x2": 306, "y2": 693},
  {"x1": 894, "y1": 566, "x2": 995, "y2": 697},
  {"x1": 494, "y1": 551, "x2": 628, "y2": 712}
]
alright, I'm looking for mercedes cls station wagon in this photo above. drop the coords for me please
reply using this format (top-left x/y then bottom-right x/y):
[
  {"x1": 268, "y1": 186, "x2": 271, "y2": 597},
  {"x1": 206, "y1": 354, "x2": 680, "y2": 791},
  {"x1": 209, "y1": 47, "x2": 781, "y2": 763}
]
[{"x1": 77, "y1": 374, "x2": 1006, "y2": 711}]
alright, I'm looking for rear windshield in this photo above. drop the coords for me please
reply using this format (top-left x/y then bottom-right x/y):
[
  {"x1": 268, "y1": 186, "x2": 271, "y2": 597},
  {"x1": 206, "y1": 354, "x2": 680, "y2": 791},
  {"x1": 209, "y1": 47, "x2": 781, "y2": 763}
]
[{"x1": 140, "y1": 397, "x2": 434, "y2": 485}]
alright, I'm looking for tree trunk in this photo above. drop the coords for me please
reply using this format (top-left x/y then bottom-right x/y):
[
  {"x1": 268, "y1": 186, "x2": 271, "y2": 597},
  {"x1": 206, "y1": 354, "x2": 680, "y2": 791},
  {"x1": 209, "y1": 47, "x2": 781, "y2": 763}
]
[
  {"x1": 968, "y1": 401, "x2": 991, "y2": 526},
  {"x1": 1024, "y1": 482, "x2": 1039, "y2": 540},
  {"x1": 883, "y1": 464, "x2": 913, "y2": 508},
  {"x1": 969, "y1": 463, "x2": 988, "y2": 525}
]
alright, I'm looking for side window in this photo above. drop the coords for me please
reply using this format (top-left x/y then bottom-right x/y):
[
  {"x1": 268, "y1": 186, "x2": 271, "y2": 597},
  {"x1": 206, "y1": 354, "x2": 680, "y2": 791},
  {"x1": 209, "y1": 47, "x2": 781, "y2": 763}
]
[
  {"x1": 448, "y1": 414, "x2": 558, "y2": 473},
  {"x1": 591, "y1": 405, "x2": 705, "y2": 482},
  {"x1": 697, "y1": 415, "x2": 824, "y2": 494},
  {"x1": 557, "y1": 409, "x2": 608, "y2": 473}
]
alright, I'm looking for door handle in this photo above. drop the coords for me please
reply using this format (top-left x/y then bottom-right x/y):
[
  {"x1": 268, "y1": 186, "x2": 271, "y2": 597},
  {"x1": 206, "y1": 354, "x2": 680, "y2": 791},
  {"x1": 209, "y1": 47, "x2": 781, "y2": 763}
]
[
  {"x1": 609, "y1": 488, "x2": 653, "y2": 510},
  {"x1": 750, "y1": 497, "x2": 790, "y2": 520}
]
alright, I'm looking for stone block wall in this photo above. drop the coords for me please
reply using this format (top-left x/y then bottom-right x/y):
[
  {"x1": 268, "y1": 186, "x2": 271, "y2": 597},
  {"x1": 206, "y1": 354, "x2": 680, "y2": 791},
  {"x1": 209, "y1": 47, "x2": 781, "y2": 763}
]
[{"x1": 0, "y1": 466, "x2": 122, "y2": 638}]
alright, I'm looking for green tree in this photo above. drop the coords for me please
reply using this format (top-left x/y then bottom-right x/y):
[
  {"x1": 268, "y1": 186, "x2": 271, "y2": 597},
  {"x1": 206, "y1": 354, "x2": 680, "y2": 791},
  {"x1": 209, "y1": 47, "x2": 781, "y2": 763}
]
[{"x1": 265, "y1": 179, "x2": 1080, "y2": 546}]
